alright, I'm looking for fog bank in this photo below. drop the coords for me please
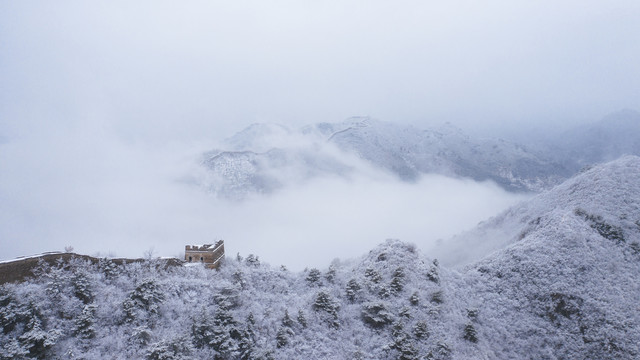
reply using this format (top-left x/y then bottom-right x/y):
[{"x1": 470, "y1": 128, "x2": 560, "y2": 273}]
[{"x1": 0, "y1": 129, "x2": 528, "y2": 270}]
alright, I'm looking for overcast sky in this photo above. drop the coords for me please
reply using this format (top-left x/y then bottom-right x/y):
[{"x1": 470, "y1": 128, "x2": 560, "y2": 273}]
[
  {"x1": 2, "y1": 0, "x2": 639, "y2": 141},
  {"x1": 1, "y1": 1, "x2": 639, "y2": 268}
]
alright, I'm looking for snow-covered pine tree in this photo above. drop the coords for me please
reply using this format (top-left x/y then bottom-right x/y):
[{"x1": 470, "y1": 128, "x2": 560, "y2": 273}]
[
  {"x1": 209, "y1": 297, "x2": 241, "y2": 358},
  {"x1": 361, "y1": 302, "x2": 393, "y2": 328},
  {"x1": 463, "y1": 323, "x2": 478, "y2": 343},
  {"x1": 281, "y1": 310, "x2": 294, "y2": 328},
  {"x1": 74, "y1": 304, "x2": 97, "y2": 340},
  {"x1": 296, "y1": 310, "x2": 308, "y2": 328},
  {"x1": 409, "y1": 291, "x2": 419, "y2": 306},
  {"x1": 325, "y1": 265, "x2": 337, "y2": 283},
  {"x1": 275, "y1": 326, "x2": 294, "y2": 348},
  {"x1": 18, "y1": 302, "x2": 60, "y2": 359},
  {"x1": 123, "y1": 279, "x2": 165, "y2": 323},
  {"x1": 305, "y1": 268, "x2": 322, "y2": 286},
  {"x1": 390, "y1": 267, "x2": 406, "y2": 294},
  {"x1": 413, "y1": 321, "x2": 429, "y2": 339},
  {"x1": 312, "y1": 290, "x2": 340, "y2": 329},
  {"x1": 388, "y1": 321, "x2": 419, "y2": 360},
  {"x1": 346, "y1": 279, "x2": 361, "y2": 302}
]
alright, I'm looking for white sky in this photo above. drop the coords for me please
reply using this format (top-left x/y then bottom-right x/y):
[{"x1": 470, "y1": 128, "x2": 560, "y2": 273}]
[
  {"x1": 2, "y1": 1, "x2": 639, "y2": 140},
  {"x1": 1, "y1": 1, "x2": 638, "y2": 268}
]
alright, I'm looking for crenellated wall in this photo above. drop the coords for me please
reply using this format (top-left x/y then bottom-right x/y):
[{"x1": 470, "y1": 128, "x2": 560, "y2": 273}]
[{"x1": 185, "y1": 240, "x2": 225, "y2": 269}]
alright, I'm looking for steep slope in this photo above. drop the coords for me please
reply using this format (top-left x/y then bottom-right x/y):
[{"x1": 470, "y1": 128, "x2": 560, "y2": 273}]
[
  {"x1": 436, "y1": 155, "x2": 640, "y2": 267},
  {"x1": 449, "y1": 156, "x2": 640, "y2": 358}
]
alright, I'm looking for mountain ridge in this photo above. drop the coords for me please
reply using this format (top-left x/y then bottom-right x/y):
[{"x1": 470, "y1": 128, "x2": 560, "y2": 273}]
[{"x1": 200, "y1": 116, "x2": 581, "y2": 199}]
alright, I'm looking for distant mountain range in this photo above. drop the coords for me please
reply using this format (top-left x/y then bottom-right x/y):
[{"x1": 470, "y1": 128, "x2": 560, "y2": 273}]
[{"x1": 198, "y1": 110, "x2": 640, "y2": 199}]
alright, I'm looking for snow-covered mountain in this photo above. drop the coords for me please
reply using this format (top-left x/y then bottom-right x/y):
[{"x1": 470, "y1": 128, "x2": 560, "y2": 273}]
[
  {"x1": 308, "y1": 117, "x2": 569, "y2": 191},
  {"x1": 200, "y1": 117, "x2": 569, "y2": 199},
  {"x1": 2, "y1": 157, "x2": 638, "y2": 359},
  {"x1": 435, "y1": 154, "x2": 640, "y2": 267},
  {"x1": 547, "y1": 109, "x2": 640, "y2": 172},
  {"x1": 198, "y1": 110, "x2": 640, "y2": 199}
]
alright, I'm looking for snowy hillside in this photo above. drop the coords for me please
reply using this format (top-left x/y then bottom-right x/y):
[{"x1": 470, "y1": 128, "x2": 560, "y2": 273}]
[
  {"x1": 434, "y1": 155, "x2": 640, "y2": 267},
  {"x1": 2, "y1": 157, "x2": 639, "y2": 359},
  {"x1": 313, "y1": 118, "x2": 569, "y2": 191},
  {"x1": 547, "y1": 109, "x2": 640, "y2": 171},
  {"x1": 200, "y1": 117, "x2": 568, "y2": 199}
]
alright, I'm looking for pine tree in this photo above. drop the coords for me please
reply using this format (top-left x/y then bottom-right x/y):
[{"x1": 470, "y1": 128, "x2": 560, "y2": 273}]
[
  {"x1": 191, "y1": 308, "x2": 215, "y2": 348},
  {"x1": 325, "y1": 265, "x2": 337, "y2": 283},
  {"x1": 233, "y1": 270, "x2": 246, "y2": 289},
  {"x1": 361, "y1": 302, "x2": 393, "y2": 328},
  {"x1": 281, "y1": 310, "x2": 294, "y2": 328},
  {"x1": 237, "y1": 314, "x2": 256, "y2": 360},
  {"x1": 346, "y1": 279, "x2": 361, "y2": 302},
  {"x1": 390, "y1": 267, "x2": 406, "y2": 294},
  {"x1": 98, "y1": 258, "x2": 119, "y2": 281},
  {"x1": 306, "y1": 268, "x2": 322, "y2": 286},
  {"x1": 275, "y1": 326, "x2": 294, "y2": 348},
  {"x1": 389, "y1": 321, "x2": 419, "y2": 360},
  {"x1": 132, "y1": 326, "x2": 153, "y2": 346},
  {"x1": 364, "y1": 268, "x2": 382, "y2": 283},
  {"x1": 209, "y1": 299, "x2": 241, "y2": 358},
  {"x1": 409, "y1": 292, "x2": 419, "y2": 306},
  {"x1": 466, "y1": 308, "x2": 478, "y2": 321},
  {"x1": 245, "y1": 254, "x2": 260, "y2": 267},
  {"x1": 18, "y1": 303, "x2": 60, "y2": 359},
  {"x1": 71, "y1": 270, "x2": 93, "y2": 304},
  {"x1": 0, "y1": 286, "x2": 24, "y2": 334},
  {"x1": 312, "y1": 290, "x2": 340, "y2": 329},
  {"x1": 297, "y1": 310, "x2": 307, "y2": 328},
  {"x1": 74, "y1": 304, "x2": 97, "y2": 340},
  {"x1": 378, "y1": 286, "x2": 391, "y2": 299},
  {"x1": 246, "y1": 313, "x2": 256, "y2": 327},
  {"x1": 413, "y1": 321, "x2": 429, "y2": 339},
  {"x1": 463, "y1": 323, "x2": 478, "y2": 343},
  {"x1": 427, "y1": 263, "x2": 439, "y2": 284},
  {"x1": 123, "y1": 279, "x2": 165, "y2": 322},
  {"x1": 43, "y1": 261, "x2": 68, "y2": 314}
]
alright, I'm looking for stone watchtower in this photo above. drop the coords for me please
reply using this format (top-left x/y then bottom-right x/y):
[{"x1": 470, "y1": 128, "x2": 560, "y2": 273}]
[{"x1": 185, "y1": 240, "x2": 225, "y2": 269}]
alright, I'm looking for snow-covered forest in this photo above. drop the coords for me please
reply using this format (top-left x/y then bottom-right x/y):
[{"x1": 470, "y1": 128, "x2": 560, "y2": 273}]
[{"x1": 2, "y1": 156, "x2": 639, "y2": 359}]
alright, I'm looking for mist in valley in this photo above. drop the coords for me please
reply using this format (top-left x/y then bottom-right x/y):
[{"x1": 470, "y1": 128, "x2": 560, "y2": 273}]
[{"x1": 0, "y1": 123, "x2": 530, "y2": 269}]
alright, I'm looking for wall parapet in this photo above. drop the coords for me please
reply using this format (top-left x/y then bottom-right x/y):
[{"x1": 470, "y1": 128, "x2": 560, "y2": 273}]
[{"x1": 185, "y1": 240, "x2": 225, "y2": 269}]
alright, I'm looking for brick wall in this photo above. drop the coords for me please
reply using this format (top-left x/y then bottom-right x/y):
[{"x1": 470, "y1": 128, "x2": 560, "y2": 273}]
[{"x1": 185, "y1": 240, "x2": 225, "y2": 269}]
